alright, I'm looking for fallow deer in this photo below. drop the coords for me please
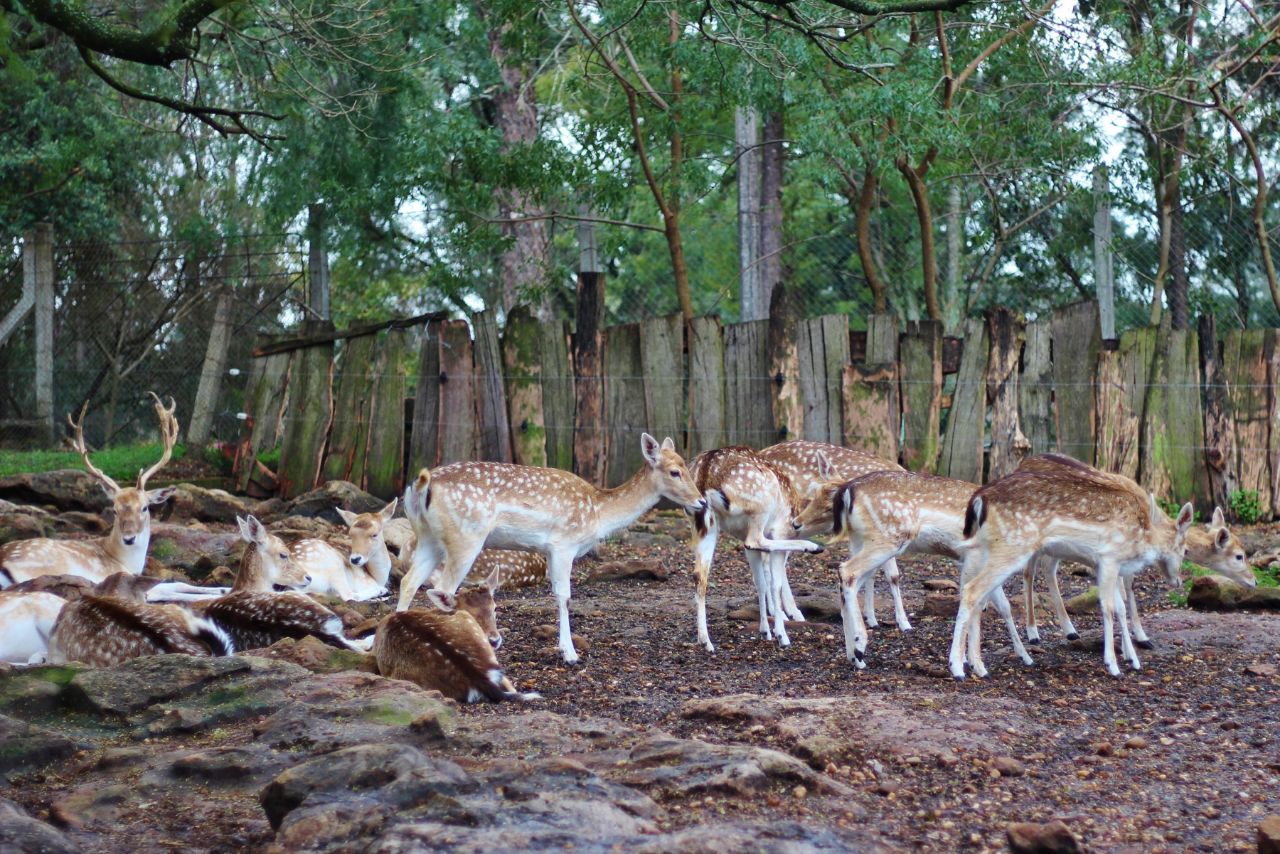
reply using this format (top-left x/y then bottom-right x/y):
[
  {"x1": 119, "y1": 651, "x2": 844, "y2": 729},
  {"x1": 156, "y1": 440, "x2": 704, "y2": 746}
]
[
  {"x1": 374, "y1": 590, "x2": 539, "y2": 703},
  {"x1": 0, "y1": 591, "x2": 65, "y2": 663},
  {"x1": 466, "y1": 550, "x2": 547, "y2": 591},
  {"x1": 687, "y1": 445, "x2": 824, "y2": 652},
  {"x1": 47, "y1": 595, "x2": 233, "y2": 667},
  {"x1": 790, "y1": 469, "x2": 1032, "y2": 669},
  {"x1": 950, "y1": 456, "x2": 1193, "y2": 679},
  {"x1": 0, "y1": 393, "x2": 178, "y2": 587},
  {"x1": 286, "y1": 500, "x2": 397, "y2": 601},
  {"x1": 759, "y1": 440, "x2": 909, "y2": 631},
  {"x1": 399, "y1": 433, "x2": 705, "y2": 663}
]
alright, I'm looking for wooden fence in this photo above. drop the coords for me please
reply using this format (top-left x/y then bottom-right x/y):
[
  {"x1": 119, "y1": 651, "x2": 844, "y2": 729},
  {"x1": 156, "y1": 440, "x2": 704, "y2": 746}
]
[{"x1": 232, "y1": 300, "x2": 1280, "y2": 521}]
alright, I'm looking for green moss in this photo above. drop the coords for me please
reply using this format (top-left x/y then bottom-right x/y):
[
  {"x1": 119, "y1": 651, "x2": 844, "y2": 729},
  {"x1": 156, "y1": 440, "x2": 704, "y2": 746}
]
[
  {"x1": 202, "y1": 684, "x2": 250, "y2": 706},
  {"x1": 30, "y1": 665, "x2": 83, "y2": 686},
  {"x1": 360, "y1": 703, "x2": 418, "y2": 727},
  {"x1": 150, "y1": 538, "x2": 178, "y2": 560}
]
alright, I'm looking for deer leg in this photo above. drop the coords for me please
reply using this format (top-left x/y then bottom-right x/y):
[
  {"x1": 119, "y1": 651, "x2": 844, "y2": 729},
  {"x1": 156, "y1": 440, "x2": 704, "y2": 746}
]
[
  {"x1": 1096, "y1": 559, "x2": 1122, "y2": 677},
  {"x1": 1023, "y1": 556, "x2": 1040, "y2": 644},
  {"x1": 861, "y1": 570, "x2": 879, "y2": 628},
  {"x1": 1044, "y1": 558, "x2": 1079, "y2": 640},
  {"x1": 396, "y1": 539, "x2": 443, "y2": 612},
  {"x1": 768, "y1": 551, "x2": 791, "y2": 648},
  {"x1": 950, "y1": 548, "x2": 988, "y2": 680},
  {"x1": 957, "y1": 552, "x2": 1030, "y2": 679},
  {"x1": 843, "y1": 545, "x2": 903, "y2": 667},
  {"x1": 991, "y1": 586, "x2": 1035, "y2": 667},
  {"x1": 692, "y1": 523, "x2": 719, "y2": 652},
  {"x1": 883, "y1": 557, "x2": 912, "y2": 632},
  {"x1": 547, "y1": 550, "x2": 579, "y2": 664},
  {"x1": 1113, "y1": 581, "x2": 1141, "y2": 670},
  {"x1": 1125, "y1": 575, "x2": 1152, "y2": 648},
  {"x1": 745, "y1": 548, "x2": 773, "y2": 640},
  {"x1": 777, "y1": 556, "x2": 805, "y2": 622}
]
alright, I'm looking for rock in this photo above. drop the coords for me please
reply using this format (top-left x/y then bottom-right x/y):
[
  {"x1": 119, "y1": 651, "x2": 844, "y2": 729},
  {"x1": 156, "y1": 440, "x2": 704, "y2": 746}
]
[
  {"x1": 1245, "y1": 662, "x2": 1278, "y2": 677},
  {"x1": 282, "y1": 481, "x2": 384, "y2": 523},
  {"x1": 633, "y1": 821, "x2": 898, "y2": 854},
  {"x1": 724, "y1": 594, "x2": 842, "y2": 624},
  {"x1": 0, "y1": 470, "x2": 112, "y2": 513},
  {"x1": 66, "y1": 654, "x2": 262, "y2": 716},
  {"x1": 586, "y1": 557, "x2": 668, "y2": 583},
  {"x1": 168, "y1": 483, "x2": 248, "y2": 524},
  {"x1": 0, "y1": 714, "x2": 78, "y2": 776},
  {"x1": 0, "y1": 508, "x2": 50, "y2": 541},
  {"x1": 1064, "y1": 586, "x2": 1099, "y2": 615},
  {"x1": 0, "y1": 665, "x2": 83, "y2": 716},
  {"x1": 260, "y1": 742, "x2": 472, "y2": 829},
  {"x1": 1006, "y1": 820, "x2": 1082, "y2": 854},
  {"x1": 1188, "y1": 574, "x2": 1280, "y2": 611},
  {"x1": 1258, "y1": 815, "x2": 1280, "y2": 854},
  {"x1": 1124, "y1": 735, "x2": 1148, "y2": 750},
  {"x1": 53, "y1": 510, "x2": 110, "y2": 534},
  {"x1": 531, "y1": 625, "x2": 590, "y2": 653},
  {"x1": 0, "y1": 798, "x2": 79, "y2": 853},
  {"x1": 991, "y1": 756, "x2": 1026, "y2": 777},
  {"x1": 166, "y1": 746, "x2": 281, "y2": 784},
  {"x1": 51, "y1": 781, "x2": 153, "y2": 829},
  {"x1": 922, "y1": 593, "x2": 958, "y2": 617},
  {"x1": 922, "y1": 578, "x2": 958, "y2": 592}
]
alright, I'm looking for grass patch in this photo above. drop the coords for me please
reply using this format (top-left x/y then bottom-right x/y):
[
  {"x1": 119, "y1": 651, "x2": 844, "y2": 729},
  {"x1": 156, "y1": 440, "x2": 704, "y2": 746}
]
[{"x1": 0, "y1": 442, "x2": 188, "y2": 480}]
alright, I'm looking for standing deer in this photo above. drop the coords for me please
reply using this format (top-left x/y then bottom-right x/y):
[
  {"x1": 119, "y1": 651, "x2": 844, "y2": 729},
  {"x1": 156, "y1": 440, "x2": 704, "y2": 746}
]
[
  {"x1": 687, "y1": 445, "x2": 824, "y2": 652},
  {"x1": 950, "y1": 456, "x2": 1193, "y2": 679},
  {"x1": 399, "y1": 433, "x2": 705, "y2": 663},
  {"x1": 286, "y1": 500, "x2": 398, "y2": 601},
  {"x1": 791, "y1": 469, "x2": 1033, "y2": 669},
  {"x1": 0, "y1": 393, "x2": 178, "y2": 587},
  {"x1": 759, "y1": 441, "x2": 908, "y2": 630}
]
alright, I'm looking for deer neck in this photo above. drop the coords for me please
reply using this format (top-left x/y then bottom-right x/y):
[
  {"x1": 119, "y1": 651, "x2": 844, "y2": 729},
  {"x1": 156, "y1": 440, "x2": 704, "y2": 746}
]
[
  {"x1": 367, "y1": 539, "x2": 393, "y2": 585},
  {"x1": 232, "y1": 545, "x2": 273, "y2": 593},
  {"x1": 101, "y1": 521, "x2": 151, "y2": 575},
  {"x1": 594, "y1": 467, "x2": 660, "y2": 541}
]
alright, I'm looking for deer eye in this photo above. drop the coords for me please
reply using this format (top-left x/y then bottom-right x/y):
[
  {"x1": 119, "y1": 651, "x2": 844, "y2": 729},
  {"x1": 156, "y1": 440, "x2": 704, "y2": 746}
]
[
  {"x1": 279, "y1": 552, "x2": 289, "y2": 561},
  {"x1": 1236, "y1": 554, "x2": 1245, "y2": 561},
  {"x1": 669, "y1": 469, "x2": 681, "y2": 478}
]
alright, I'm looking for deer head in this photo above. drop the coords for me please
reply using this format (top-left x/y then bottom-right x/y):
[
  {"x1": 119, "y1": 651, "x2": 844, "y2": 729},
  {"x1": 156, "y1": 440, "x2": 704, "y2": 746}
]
[
  {"x1": 1186, "y1": 506, "x2": 1255, "y2": 587},
  {"x1": 1149, "y1": 495, "x2": 1196, "y2": 589},
  {"x1": 789, "y1": 478, "x2": 847, "y2": 539},
  {"x1": 427, "y1": 581, "x2": 502, "y2": 648},
  {"x1": 641, "y1": 433, "x2": 705, "y2": 512},
  {"x1": 337, "y1": 498, "x2": 397, "y2": 570},
  {"x1": 235, "y1": 515, "x2": 311, "y2": 592}
]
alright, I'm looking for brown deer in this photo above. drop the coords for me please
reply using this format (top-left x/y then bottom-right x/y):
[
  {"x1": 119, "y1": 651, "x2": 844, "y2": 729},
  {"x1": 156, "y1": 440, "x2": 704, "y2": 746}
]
[
  {"x1": 687, "y1": 446, "x2": 825, "y2": 652},
  {"x1": 0, "y1": 393, "x2": 178, "y2": 587},
  {"x1": 759, "y1": 440, "x2": 908, "y2": 631},
  {"x1": 375, "y1": 589, "x2": 538, "y2": 703},
  {"x1": 950, "y1": 455, "x2": 1193, "y2": 679},
  {"x1": 47, "y1": 595, "x2": 233, "y2": 666},
  {"x1": 399, "y1": 433, "x2": 705, "y2": 663},
  {"x1": 285, "y1": 500, "x2": 398, "y2": 601},
  {"x1": 790, "y1": 469, "x2": 1032, "y2": 669}
]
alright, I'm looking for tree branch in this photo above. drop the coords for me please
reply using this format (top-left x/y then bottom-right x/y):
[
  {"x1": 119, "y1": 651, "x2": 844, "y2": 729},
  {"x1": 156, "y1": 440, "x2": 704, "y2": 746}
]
[{"x1": 19, "y1": 0, "x2": 241, "y2": 67}]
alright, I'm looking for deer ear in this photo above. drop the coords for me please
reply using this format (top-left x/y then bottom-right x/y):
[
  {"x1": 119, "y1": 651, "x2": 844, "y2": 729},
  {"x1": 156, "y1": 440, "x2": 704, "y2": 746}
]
[
  {"x1": 1215, "y1": 526, "x2": 1232, "y2": 550},
  {"x1": 381, "y1": 498, "x2": 398, "y2": 521},
  {"x1": 482, "y1": 565, "x2": 501, "y2": 592},
  {"x1": 236, "y1": 515, "x2": 252, "y2": 542},
  {"x1": 335, "y1": 509, "x2": 359, "y2": 528},
  {"x1": 661, "y1": 437, "x2": 675, "y2": 451},
  {"x1": 816, "y1": 451, "x2": 833, "y2": 482},
  {"x1": 147, "y1": 486, "x2": 176, "y2": 505},
  {"x1": 1211, "y1": 506, "x2": 1225, "y2": 527},
  {"x1": 640, "y1": 433, "x2": 661, "y2": 466},
  {"x1": 427, "y1": 589, "x2": 457, "y2": 613},
  {"x1": 1176, "y1": 502, "x2": 1195, "y2": 535}
]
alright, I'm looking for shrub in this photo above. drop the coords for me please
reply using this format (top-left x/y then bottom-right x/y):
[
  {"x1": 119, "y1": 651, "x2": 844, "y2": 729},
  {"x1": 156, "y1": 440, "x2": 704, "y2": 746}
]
[{"x1": 1229, "y1": 489, "x2": 1263, "y2": 525}]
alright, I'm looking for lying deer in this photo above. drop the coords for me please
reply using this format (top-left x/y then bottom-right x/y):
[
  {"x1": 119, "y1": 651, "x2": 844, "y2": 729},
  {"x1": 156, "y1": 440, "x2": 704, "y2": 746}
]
[
  {"x1": 687, "y1": 445, "x2": 824, "y2": 652},
  {"x1": 375, "y1": 589, "x2": 538, "y2": 703},
  {"x1": 0, "y1": 393, "x2": 178, "y2": 587},
  {"x1": 400, "y1": 433, "x2": 705, "y2": 663},
  {"x1": 791, "y1": 469, "x2": 1032, "y2": 669},
  {"x1": 285, "y1": 500, "x2": 398, "y2": 601},
  {"x1": 0, "y1": 591, "x2": 65, "y2": 663},
  {"x1": 759, "y1": 440, "x2": 908, "y2": 631},
  {"x1": 951, "y1": 455, "x2": 1193, "y2": 679},
  {"x1": 47, "y1": 595, "x2": 233, "y2": 666}
]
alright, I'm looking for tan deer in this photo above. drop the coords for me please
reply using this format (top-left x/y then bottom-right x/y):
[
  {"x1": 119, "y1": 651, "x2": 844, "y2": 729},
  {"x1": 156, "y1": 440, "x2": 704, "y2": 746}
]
[
  {"x1": 47, "y1": 595, "x2": 233, "y2": 666},
  {"x1": 0, "y1": 393, "x2": 178, "y2": 587},
  {"x1": 374, "y1": 589, "x2": 539, "y2": 703},
  {"x1": 0, "y1": 591, "x2": 65, "y2": 663},
  {"x1": 285, "y1": 500, "x2": 397, "y2": 601},
  {"x1": 950, "y1": 455, "x2": 1193, "y2": 679},
  {"x1": 791, "y1": 469, "x2": 1033, "y2": 670},
  {"x1": 399, "y1": 433, "x2": 705, "y2": 663},
  {"x1": 688, "y1": 446, "x2": 825, "y2": 652},
  {"x1": 759, "y1": 440, "x2": 908, "y2": 631}
]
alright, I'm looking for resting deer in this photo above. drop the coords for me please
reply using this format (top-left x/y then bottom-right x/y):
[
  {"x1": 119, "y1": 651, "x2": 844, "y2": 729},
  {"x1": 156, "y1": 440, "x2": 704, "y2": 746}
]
[
  {"x1": 759, "y1": 440, "x2": 908, "y2": 631},
  {"x1": 0, "y1": 393, "x2": 178, "y2": 587},
  {"x1": 791, "y1": 469, "x2": 1032, "y2": 669},
  {"x1": 400, "y1": 433, "x2": 705, "y2": 663},
  {"x1": 950, "y1": 456, "x2": 1193, "y2": 679},
  {"x1": 375, "y1": 589, "x2": 538, "y2": 703},
  {"x1": 286, "y1": 500, "x2": 397, "y2": 601},
  {"x1": 688, "y1": 446, "x2": 824, "y2": 652},
  {"x1": 0, "y1": 591, "x2": 65, "y2": 663},
  {"x1": 47, "y1": 595, "x2": 233, "y2": 667}
]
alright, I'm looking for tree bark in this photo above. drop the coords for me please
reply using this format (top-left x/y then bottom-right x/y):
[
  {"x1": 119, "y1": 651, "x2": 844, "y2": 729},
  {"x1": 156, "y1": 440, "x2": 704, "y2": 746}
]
[
  {"x1": 187, "y1": 285, "x2": 234, "y2": 446},
  {"x1": 737, "y1": 107, "x2": 765, "y2": 321},
  {"x1": 896, "y1": 154, "x2": 941, "y2": 322},
  {"x1": 760, "y1": 108, "x2": 785, "y2": 314},
  {"x1": 855, "y1": 169, "x2": 887, "y2": 313},
  {"x1": 667, "y1": 11, "x2": 693, "y2": 321}
]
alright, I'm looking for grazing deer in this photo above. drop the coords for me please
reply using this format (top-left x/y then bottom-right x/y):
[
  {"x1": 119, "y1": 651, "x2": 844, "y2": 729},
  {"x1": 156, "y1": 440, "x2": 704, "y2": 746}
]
[
  {"x1": 374, "y1": 590, "x2": 538, "y2": 703},
  {"x1": 285, "y1": 500, "x2": 397, "y2": 601},
  {"x1": 0, "y1": 394, "x2": 178, "y2": 587},
  {"x1": 950, "y1": 455, "x2": 1193, "y2": 679},
  {"x1": 400, "y1": 433, "x2": 705, "y2": 663},
  {"x1": 687, "y1": 446, "x2": 825, "y2": 652},
  {"x1": 759, "y1": 440, "x2": 908, "y2": 631},
  {"x1": 0, "y1": 592, "x2": 65, "y2": 663},
  {"x1": 47, "y1": 595, "x2": 233, "y2": 667},
  {"x1": 791, "y1": 469, "x2": 1032, "y2": 669}
]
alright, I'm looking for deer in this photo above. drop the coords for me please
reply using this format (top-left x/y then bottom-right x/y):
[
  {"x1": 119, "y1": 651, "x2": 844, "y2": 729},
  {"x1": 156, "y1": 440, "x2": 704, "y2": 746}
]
[
  {"x1": 759, "y1": 440, "x2": 909, "y2": 631},
  {"x1": 0, "y1": 591, "x2": 65, "y2": 663},
  {"x1": 47, "y1": 595, "x2": 233, "y2": 667},
  {"x1": 0, "y1": 393, "x2": 178, "y2": 588},
  {"x1": 399, "y1": 433, "x2": 706, "y2": 663},
  {"x1": 687, "y1": 445, "x2": 825, "y2": 652},
  {"x1": 790, "y1": 469, "x2": 1033, "y2": 670},
  {"x1": 949, "y1": 455, "x2": 1194, "y2": 679},
  {"x1": 284, "y1": 500, "x2": 398, "y2": 601}
]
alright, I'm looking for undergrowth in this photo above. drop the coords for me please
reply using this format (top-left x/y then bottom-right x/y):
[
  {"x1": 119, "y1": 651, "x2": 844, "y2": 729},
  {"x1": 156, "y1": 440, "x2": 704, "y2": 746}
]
[{"x1": 0, "y1": 442, "x2": 188, "y2": 480}]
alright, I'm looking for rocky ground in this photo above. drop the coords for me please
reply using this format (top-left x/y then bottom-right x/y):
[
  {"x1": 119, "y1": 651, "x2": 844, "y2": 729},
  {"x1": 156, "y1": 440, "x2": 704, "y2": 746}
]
[{"x1": 1, "y1": 476, "x2": 1279, "y2": 853}]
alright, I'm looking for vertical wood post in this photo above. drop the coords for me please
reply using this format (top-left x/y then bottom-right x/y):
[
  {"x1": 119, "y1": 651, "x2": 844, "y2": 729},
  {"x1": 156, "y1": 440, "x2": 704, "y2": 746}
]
[
  {"x1": 1093, "y1": 166, "x2": 1116, "y2": 343},
  {"x1": 1050, "y1": 300, "x2": 1101, "y2": 463},
  {"x1": 688, "y1": 316, "x2": 725, "y2": 456},
  {"x1": 187, "y1": 286, "x2": 234, "y2": 446},
  {"x1": 985, "y1": 308, "x2": 1028, "y2": 481},
  {"x1": 472, "y1": 309, "x2": 512, "y2": 463},
  {"x1": 938, "y1": 316, "x2": 988, "y2": 482},
  {"x1": 503, "y1": 306, "x2": 548, "y2": 467},
  {"x1": 573, "y1": 218, "x2": 606, "y2": 483},
  {"x1": 1019, "y1": 321, "x2": 1053, "y2": 455},
  {"x1": 899, "y1": 319, "x2": 942, "y2": 473},
  {"x1": 29, "y1": 223, "x2": 54, "y2": 445},
  {"x1": 307, "y1": 204, "x2": 330, "y2": 322},
  {"x1": 736, "y1": 106, "x2": 764, "y2": 321},
  {"x1": 1199, "y1": 315, "x2": 1237, "y2": 514},
  {"x1": 407, "y1": 321, "x2": 442, "y2": 474}
]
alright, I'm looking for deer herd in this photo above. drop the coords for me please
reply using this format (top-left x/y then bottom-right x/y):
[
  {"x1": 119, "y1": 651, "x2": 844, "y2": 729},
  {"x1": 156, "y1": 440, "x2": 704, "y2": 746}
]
[{"x1": 0, "y1": 392, "x2": 1259, "y2": 706}]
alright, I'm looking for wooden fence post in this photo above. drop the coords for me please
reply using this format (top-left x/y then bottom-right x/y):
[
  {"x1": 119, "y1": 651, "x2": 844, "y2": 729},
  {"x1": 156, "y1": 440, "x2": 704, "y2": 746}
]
[
  {"x1": 1142, "y1": 320, "x2": 1208, "y2": 509},
  {"x1": 640, "y1": 314, "x2": 684, "y2": 451},
  {"x1": 1095, "y1": 327, "x2": 1156, "y2": 481},
  {"x1": 187, "y1": 285, "x2": 234, "y2": 447},
  {"x1": 322, "y1": 334, "x2": 378, "y2": 484},
  {"x1": 1050, "y1": 300, "x2": 1100, "y2": 463},
  {"x1": 540, "y1": 321, "x2": 575, "y2": 471},
  {"x1": 938, "y1": 316, "x2": 988, "y2": 482},
  {"x1": 1198, "y1": 315, "x2": 1236, "y2": 514},
  {"x1": 842, "y1": 313, "x2": 899, "y2": 463},
  {"x1": 604, "y1": 323, "x2": 645, "y2": 487},
  {"x1": 472, "y1": 310, "x2": 512, "y2": 463},
  {"x1": 307, "y1": 204, "x2": 330, "y2": 322},
  {"x1": 276, "y1": 323, "x2": 335, "y2": 498},
  {"x1": 688, "y1": 316, "x2": 725, "y2": 456},
  {"x1": 724, "y1": 320, "x2": 772, "y2": 447},
  {"x1": 438, "y1": 319, "x2": 478, "y2": 465},
  {"x1": 1221, "y1": 327, "x2": 1274, "y2": 516},
  {"x1": 797, "y1": 315, "x2": 849, "y2": 445},
  {"x1": 407, "y1": 321, "x2": 442, "y2": 474},
  {"x1": 573, "y1": 269, "x2": 606, "y2": 483},
  {"x1": 28, "y1": 223, "x2": 54, "y2": 445},
  {"x1": 899, "y1": 319, "x2": 942, "y2": 473},
  {"x1": 363, "y1": 328, "x2": 410, "y2": 498},
  {"x1": 985, "y1": 308, "x2": 1027, "y2": 481},
  {"x1": 502, "y1": 306, "x2": 547, "y2": 467},
  {"x1": 1019, "y1": 320, "x2": 1053, "y2": 455},
  {"x1": 1093, "y1": 166, "x2": 1117, "y2": 344},
  {"x1": 233, "y1": 339, "x2": 292, "y2": 494}
]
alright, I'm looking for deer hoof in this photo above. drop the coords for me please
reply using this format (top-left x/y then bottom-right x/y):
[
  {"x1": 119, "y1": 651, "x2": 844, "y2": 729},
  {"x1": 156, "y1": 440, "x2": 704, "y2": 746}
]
[
  {"x1": 809, "y1": 544, "x2": 825, "y2": 554},
  {"x1": 1066, "y1": 632, "x2": 1081, "y2": 641},
  {"x1": 1135, "y1": 639, "x2": 1155, "y2": 650},
  {"x1": 1027, "y1": 637, "x2": 1041, "y2": 646}
]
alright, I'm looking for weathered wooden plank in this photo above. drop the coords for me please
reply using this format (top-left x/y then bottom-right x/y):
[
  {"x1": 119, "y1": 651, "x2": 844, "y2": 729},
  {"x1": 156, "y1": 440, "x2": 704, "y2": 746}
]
[
  {"x1": 1095, "y1": 327, "x2": 1156, "y2": 481},
  {"x1": 235, "y1": 346, "x2": 292, "y2": 493},
  {"x1": 842, "y1": 363, "x2": 898, "y2": 462},
  {"x1": 899, "y1": 319, "x2": 942, "y2": 473},
  {"x1": 1222, "y1": 328, "x2": 1272, "y2": 515},
  {"x1": 277, "y1": 327, "x2": 335, "y2": 499},
  {"x1": 865, "y1": 313, "x2": 898, "y2": 364},
  {"x1": 502, "y1": 306, "x2": 547, "y2": 467},
  {"x1": 688, "y1": 316, "x2": 725, "y2": 456},
  {"x1": 639, "y1": 314, "x2": 684, "y2": 451},
  {"x1": 1050, "y1": 300, "x2": 1100, "y2": 463},
  {"x1": 472, "y1": 310, "x2": 512, "y2": 463},
  {"x1": 407, "y1": 321, "x2": 442, "y2": 474},
  {"x1": 1199, "y1": 316, "x2": 1236, "y2": 514},
  {"x1": 438, "y1": 319, "x2": 477, "y2": 465},
  {"x1": 604, "y1": 323, "x2": 646, "y2": 487},
  {"x1": 1142, "y1": 323, "x2": 1208, "y2": 510},
  {"x1": 321, "y1": 334, "x2": 378, "y2": 485},
  {"x1": 770, "y1": 309, "x2": 804, "y2": 445},
  {"x1": 938, "y1": 317, "x2": 988, "y2": 483},
  {"x1": 724, "y1": 320, "x2": 773, "y2": 447},
  {"x1": 1020, "y1": 321, "x2": 1053, "y2": 456},
  {"x1": 573, "y1": 271, "x2": 606, "y2": 483},
  {"x1": 798, "y1": 314, "x2": 850, "y2": 444},
  {"x1": 985, "y1": 308, "x2": 1027, "y2": 482},
  {"x1": 363, "y1": 328, "x2": 410, "y2": 499},
  {"x1": 540, "y1": 321, "x2": 574, "y2": 472}
]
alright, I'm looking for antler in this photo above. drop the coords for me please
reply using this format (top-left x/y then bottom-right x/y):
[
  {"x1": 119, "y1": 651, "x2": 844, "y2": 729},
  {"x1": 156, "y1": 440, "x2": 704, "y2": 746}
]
[
  {"x1": 137, "y1": 392, "x2": 179, "y2": 491},
  {"x1": 66, "y1": 401, "x2": 121, "y2": 495}
]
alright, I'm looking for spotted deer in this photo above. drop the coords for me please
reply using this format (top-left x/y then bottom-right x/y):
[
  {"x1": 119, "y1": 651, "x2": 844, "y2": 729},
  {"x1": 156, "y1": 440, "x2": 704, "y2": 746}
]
[
  {"x1": 688, "y1": 446, "x2": 825, "y2": 652},
  {"x1": 950, "y1": 455, "x2": 1193, "y2": 679},
  {"x1": 284, "y1": 500, "x2": 398, "y2": 601},
  {"x1": 791, "y1": 469, "x2": 1032, "y2": 669},
  {"x1": 47, "y1": 595, "x2": 233, "y2": 666},
  {"x1": 0, "y1": 393, "x2": 178, "y2": 587},
  {"x1": 400, "y1": 433, "x2": 705, "y2": 663},
  {"x1": 759, "y1": 440, "x2": 908, "y2": 631}
]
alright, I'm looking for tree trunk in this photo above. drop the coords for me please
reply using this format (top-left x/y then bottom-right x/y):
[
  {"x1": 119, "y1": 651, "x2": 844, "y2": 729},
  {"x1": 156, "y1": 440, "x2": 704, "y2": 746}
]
[
  {"x1": 896, "y1": 155, "x2": 941, "y2": 322},
  {"x1": 1167, "y1": 180, "x2": 1190, "y2": 331},
  {"x1": 573, "y1": 217, "x2": 606, "y2": 483},
  {"x1": 760, "y1": 108, "x2": 785, "y2": 314},
  {"x1": 943, "y1": 182, "x2": 963, "y2": 332},
  {"x1": 667, "y1": 11, "x2": 693, "y2": 322},
  {"x1": 736, "y1": 106, "x2": 764, "y2": 321},
  {"x1": 187, "y1": 286, "x2": 234, "y2": 446},
  {"x1": 855, "y1": 169, "x2": 887, "y2": 313}
]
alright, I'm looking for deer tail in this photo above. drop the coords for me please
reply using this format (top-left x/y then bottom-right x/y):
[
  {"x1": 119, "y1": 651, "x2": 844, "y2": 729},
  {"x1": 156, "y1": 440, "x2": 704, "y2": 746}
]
[
  {"x1": 404, "y1": 468, "x2": 432, "y2": 521},
  {"x1": 831, "y1": 481, "x2": 854, "y2": 538},
  {"x1": 963, "y1": 495, "x2": 987, "y2": 539}
]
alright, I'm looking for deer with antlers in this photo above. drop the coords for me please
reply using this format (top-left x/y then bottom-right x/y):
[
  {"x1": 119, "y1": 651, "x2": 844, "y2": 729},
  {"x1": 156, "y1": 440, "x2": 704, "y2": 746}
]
[
  {"x1": 284, "y1": 500, "x2": 398, "y2": 601},
  {"x1": 399, "y1": 433, "x2": 705, "y2": 663},
  {"x1": 950, "y1": 454, "x2": 1193, "y2": 679},
  {"x1": 0, "y1": 393, "x2": 179, "y2": 587}
]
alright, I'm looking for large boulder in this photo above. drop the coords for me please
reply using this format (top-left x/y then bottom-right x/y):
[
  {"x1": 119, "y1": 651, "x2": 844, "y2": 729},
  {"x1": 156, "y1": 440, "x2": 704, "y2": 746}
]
[
  {"x1": 0, "y1": 714, "x2": 79, "y2": 777},
  {"x1": 280, "y1": 481, "x2": 385, "y2": 524},
  {"x1": 1187, "y1": 574, "x2": 1280, "y2": 611},
  {"x1": 0, "y1": 470, "x2": 112, "y2": 513},
  {"x1": 167, "y1": 484, "x2": 248, "y2": 524},
  {"x1": 0, "y1": 799, "x2": 79, "y2": 854}
]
